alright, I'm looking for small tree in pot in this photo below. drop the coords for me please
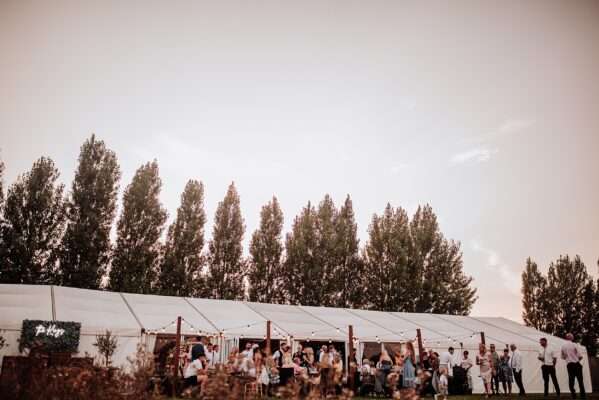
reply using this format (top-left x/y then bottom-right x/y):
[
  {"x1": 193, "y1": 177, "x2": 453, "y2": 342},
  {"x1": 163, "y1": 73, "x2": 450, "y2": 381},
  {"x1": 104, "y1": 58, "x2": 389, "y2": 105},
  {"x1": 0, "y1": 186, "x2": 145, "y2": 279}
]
[{"x1": 93, "y1": 330, "x2": 118, "y2": 367}]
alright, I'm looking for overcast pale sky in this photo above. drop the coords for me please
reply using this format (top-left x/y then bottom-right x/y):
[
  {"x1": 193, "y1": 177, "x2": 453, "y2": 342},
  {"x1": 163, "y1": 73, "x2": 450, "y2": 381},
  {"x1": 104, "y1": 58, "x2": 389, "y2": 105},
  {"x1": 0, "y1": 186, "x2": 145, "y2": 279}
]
[{"x1": 2, "y1": 0, "x2": 598, "y2": 321}]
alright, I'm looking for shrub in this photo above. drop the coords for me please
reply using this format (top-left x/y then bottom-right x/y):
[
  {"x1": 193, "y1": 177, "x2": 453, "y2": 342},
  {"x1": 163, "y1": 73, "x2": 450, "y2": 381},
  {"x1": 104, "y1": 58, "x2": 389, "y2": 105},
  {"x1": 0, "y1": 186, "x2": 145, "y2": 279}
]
[{"x1": 93, "y1": 330, "x2": 118, "y2": 367}]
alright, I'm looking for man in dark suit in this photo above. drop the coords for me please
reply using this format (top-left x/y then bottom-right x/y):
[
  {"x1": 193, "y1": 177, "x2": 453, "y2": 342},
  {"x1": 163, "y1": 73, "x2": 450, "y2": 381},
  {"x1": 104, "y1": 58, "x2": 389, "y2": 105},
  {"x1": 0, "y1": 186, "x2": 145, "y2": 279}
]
[{"x1": 191, "y1": 336, "x2": 206, "y2": 361}]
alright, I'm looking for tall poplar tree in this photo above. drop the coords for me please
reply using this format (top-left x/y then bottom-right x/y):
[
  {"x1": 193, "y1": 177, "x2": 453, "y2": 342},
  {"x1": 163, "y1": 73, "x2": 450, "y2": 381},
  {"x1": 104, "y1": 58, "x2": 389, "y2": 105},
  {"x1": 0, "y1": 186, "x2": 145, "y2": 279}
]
[
  {"x1": 283, "y1": 202, "x2": 319, "y2": 305},
  {"x1": 60, "y1": 135, "x2": 121, "y2": 288},
  {"x1": 157, "y1": 180, "x2": 206, "y2": 297},
  {"x1": 546, "y1": 255, "x2": 591, "y2": 338},
  {"x1": 314, "y1": 194, "x2": 338, "y2": 306},
  {"x1": 109, "y1": 161, "x2": 167, "y2": 293},
  {"x1": 331, "y1": 195, "x2": 364, "y2": 308},
  {"x1": 362, "y1": 204, "x2": 412, "y2": 311},
  {"x1": 248, "y1": 196, "x2": 284, "y2": 303},
  {"x1": 363, "y1": 203, "x2": 475, "y2": 314},
  {"x1": 521, "y1": 258, "x2": 549, "y2": 330},
  {"x1": 411, "y1": 205, "x2": 476, "y2": 314},
  {"x1": 206, "y1": 183, "x2": 246, "y2": 300},
  {"x1": 0, "y1": 157, "x2": 65, "y2": 284}
]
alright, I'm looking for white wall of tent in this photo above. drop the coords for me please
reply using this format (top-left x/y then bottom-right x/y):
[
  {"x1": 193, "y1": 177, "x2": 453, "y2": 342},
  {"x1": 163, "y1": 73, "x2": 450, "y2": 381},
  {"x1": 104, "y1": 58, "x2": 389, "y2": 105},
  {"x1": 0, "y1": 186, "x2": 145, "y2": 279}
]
[{"x1": 0, "y1": 284, "x2": 592, "y2": 394}]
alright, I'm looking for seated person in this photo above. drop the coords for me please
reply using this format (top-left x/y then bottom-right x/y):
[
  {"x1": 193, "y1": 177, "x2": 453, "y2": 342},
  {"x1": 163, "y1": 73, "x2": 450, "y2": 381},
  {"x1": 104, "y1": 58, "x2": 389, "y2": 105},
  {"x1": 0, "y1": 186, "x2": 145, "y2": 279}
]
[{"x1": 183, "y1": 356, "x2": 208, "y2": 396}]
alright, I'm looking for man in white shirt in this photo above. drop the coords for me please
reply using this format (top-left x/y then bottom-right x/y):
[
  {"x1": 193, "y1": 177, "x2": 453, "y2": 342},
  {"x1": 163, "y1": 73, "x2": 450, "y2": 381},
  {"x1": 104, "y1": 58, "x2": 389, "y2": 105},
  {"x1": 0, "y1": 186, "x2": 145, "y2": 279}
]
[
  {"x1": 205, "y1": 343, "x2": 214, "y2": 367},
  {"x1": 439, "y1": 347, "x2": 455, "y2": 371},
  {"x1": 538, "y1": 337, "x2": 561, "y2": 398},
  {"x1": 561, "y1": 333, "x2": 586, "y2": 399},
  {"x1": 510, "y1": 344, "x2": 526, "y2": 396},
  {"x1": 206, "y1": 344, "x2": 220, "y2": 368},
  {"x1": 241, "y1": 341, "x2": 253, "y2": 359}
]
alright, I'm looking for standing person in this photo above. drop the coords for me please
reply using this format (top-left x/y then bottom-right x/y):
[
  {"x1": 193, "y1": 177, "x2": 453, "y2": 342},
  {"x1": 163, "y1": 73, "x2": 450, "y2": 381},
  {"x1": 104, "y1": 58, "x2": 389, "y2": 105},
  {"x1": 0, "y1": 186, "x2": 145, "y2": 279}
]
[
  {"x1": 293, "y1": 343, "x2": 304, "y2": 363},
  {"x1": 211, "y1": 344, "x2": 220, "y2": 367},
  {"x1": 460, "y1": 350, "x2": 474, "y2": 393},
  {"x1": 538, "y1": 337, "x2": 561, "y2": 398},
  {"x1": 561, "y1": 333, "x2": 586, "y2": 399},
  {"x1": 435, "y1": 367, "x2": 449, "y2": 400},
  {"x1": 476, "y1": 343, "x2": 493, "y2": 398},
  {"x1": 280, "y1": 343, "x2": 294, "y2": 386},
  {"x1": 191, "y1": 336, "x2": 207, "y2": 361},
  {"x1": 332, "y1": 353, "x2": 344, "y2": 394},
  {"x1": 205, "y1": 343, "x2": 214, "y2": 367},
  {"x1": 489, "y1": 344, "x2": 500, "y2": 395},
  {"x1": 376, "y1": 350, "x2": 393, "y2": 395},
  {"x1": 318, "y1": 345, "x2": 328, "y2": 365},
  {"x1": 439, "y1": 347, "x2": 455, "y2": 372},
  {"x1": 510, "y1": 344, "x2": 526, "y2": 396},
  {"x1": 242, "y1": 341, "x2": 254, "y2": 359},
  {"x1": 403, "y1": 341, "x2": 417, "y2": 388},
  {"x1": 498, "y1": 348, "x2": 513, "y2": 394}
]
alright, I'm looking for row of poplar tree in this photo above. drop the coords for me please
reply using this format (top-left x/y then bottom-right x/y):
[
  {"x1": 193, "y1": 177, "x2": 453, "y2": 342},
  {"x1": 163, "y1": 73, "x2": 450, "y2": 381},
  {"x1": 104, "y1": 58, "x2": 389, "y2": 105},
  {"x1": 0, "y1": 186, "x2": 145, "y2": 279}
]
[
  {"x1": 0, "y1": 135, "x2": 477, "y2": 314},
  {"x1": 522, "y1": 255, "x2": 599, "y2": 356}
]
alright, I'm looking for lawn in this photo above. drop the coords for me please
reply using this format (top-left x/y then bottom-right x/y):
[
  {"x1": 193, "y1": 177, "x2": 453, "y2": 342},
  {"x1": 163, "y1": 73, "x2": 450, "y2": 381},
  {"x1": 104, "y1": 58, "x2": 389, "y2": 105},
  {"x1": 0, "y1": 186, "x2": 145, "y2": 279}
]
[{"x1": 171, "y1": 394, "x2": 598, "y2": 399}]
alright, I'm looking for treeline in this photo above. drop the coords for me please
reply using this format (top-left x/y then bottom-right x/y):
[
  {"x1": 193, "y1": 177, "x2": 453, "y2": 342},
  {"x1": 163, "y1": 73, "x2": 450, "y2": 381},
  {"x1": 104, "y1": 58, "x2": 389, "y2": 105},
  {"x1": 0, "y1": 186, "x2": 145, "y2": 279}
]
[
  {"x1": 0, "y1": 135, "x2": 476, "y2": 314},
  {"x1": 522, "y1": 255, "x2": 599, "y2": 356}
]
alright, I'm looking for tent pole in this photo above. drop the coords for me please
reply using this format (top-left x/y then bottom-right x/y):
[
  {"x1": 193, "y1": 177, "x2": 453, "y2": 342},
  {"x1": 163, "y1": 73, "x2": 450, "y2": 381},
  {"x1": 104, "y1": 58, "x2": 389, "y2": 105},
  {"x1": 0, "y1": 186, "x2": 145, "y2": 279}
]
[
  {"x1": 266, "y1": 320, "x2": 272, "y2": 355},
  {"x1": 348, "y1": 325, "x2": 355, "y2": 390},
  {"x1": 480, "y1": 331, "x2": 486, "y2": 346},
  {"x1": 172, "y1": 316, "x2": 182, "y2": 397},
  {"x1": 416, "y1": 328, "x2": 424, "y2": 368}
]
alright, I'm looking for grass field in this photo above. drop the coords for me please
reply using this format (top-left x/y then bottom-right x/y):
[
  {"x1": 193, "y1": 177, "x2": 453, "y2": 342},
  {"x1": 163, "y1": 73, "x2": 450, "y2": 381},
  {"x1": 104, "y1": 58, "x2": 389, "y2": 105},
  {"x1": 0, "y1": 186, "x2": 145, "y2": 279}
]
[
  {"x1": 173, "y1": 392, "x2": 598, "y2": 399},
  {"x1": 350, "y1": 396, "x2": 599, "y2": 400}
]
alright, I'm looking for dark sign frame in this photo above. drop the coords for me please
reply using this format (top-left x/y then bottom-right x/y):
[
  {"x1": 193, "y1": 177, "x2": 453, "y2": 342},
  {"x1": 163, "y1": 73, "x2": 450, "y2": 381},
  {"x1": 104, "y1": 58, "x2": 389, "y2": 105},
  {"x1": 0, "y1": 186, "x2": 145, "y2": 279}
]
[{"x1": 19, "y1": 319, "x2": 81, "y2": 353}]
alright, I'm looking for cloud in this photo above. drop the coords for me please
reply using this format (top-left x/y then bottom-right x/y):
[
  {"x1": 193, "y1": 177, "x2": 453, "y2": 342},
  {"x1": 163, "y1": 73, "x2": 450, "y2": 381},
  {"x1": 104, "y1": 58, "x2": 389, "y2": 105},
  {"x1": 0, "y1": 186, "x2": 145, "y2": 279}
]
[
  {"x1": 497, "y1": 118, "x2": 535, "y2": 135},
  {"x1": 462, "y1": 118, "x2": 535, "y2": 146},
  {"x1": 471, "y1": 240, "x2": 520, "y2": 294},
  {"x1": 450, "y1": 147, "x2": 497, "y2": 165}
]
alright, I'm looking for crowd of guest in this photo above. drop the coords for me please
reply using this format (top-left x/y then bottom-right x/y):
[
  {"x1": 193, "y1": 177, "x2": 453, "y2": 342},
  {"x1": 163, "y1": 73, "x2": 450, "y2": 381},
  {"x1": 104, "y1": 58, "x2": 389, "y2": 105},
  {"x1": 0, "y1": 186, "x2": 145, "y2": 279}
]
[{"x1": 170, "y1": 332, "x2": 587, "y2": 399}]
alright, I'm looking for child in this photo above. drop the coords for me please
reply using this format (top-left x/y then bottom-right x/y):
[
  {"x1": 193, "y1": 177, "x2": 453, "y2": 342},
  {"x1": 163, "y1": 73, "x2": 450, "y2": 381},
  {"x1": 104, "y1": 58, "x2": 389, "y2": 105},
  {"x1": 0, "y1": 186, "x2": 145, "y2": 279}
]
[{"x1": 435, "y1": 367, "x2": 449, "y2": 400}]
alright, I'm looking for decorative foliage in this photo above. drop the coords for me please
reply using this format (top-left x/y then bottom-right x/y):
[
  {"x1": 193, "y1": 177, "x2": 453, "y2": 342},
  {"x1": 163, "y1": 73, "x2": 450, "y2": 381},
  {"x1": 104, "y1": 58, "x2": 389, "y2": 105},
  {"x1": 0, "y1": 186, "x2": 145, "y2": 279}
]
[
  {"x1": 19, "y1": 319, "x2": 81, "y2": 353},
  {"x1": 93, "y1": 330, "x2": 118, "y2": 367}
]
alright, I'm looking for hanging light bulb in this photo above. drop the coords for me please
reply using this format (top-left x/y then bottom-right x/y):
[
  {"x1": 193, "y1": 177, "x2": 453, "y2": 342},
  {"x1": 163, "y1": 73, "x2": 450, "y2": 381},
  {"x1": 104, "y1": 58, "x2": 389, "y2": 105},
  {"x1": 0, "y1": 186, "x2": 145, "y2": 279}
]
[
  {"x1": 336, "y1": 328, "x2": 340, "y2": 333},
  {"x1": 311, "y1": 332, "x2": 315, "y2": 337}
]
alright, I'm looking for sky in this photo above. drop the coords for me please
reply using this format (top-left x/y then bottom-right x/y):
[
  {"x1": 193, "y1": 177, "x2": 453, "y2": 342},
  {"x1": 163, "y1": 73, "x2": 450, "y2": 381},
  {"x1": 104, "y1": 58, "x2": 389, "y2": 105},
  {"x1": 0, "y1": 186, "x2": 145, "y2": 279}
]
[{"x1": 1, "y1": 0, "x2": 598, "y2": 321}]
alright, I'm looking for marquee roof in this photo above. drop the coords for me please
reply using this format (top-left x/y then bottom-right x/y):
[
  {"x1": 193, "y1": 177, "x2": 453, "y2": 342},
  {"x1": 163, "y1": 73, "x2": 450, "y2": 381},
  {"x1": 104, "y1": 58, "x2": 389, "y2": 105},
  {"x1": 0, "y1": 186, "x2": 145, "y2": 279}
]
[{"x1": 0, "y1": 284, "x2": 576, "y2": 352}]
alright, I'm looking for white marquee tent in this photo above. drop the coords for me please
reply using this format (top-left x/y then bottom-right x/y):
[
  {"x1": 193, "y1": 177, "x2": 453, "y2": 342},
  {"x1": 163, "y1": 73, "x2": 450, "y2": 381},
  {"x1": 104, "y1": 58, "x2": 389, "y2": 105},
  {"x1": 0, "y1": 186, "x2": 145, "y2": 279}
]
[{"x1": 0, "y1": 284, "x2": 592, "y2": 393}]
